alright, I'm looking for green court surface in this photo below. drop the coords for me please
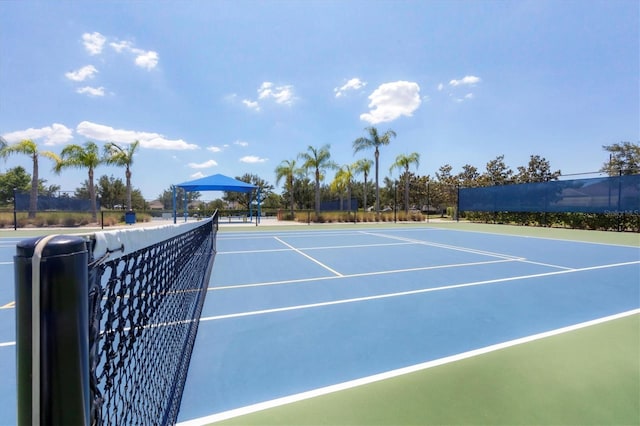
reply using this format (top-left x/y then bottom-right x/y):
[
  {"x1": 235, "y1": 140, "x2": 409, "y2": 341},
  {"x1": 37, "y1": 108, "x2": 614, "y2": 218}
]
[{"x1": 215, "y1": 313, "x2": 640, "y2": 425}]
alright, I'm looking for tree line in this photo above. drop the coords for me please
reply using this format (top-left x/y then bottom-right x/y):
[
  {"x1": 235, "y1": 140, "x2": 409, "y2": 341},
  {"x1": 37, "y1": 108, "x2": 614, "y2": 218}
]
[
  {"x1": 179, "y1": 136, "x2": 638, "y2": 220},
  {"x1": 1, "y1": 132, "x2": 638, "y2": 222},
  {"x1": 0, "y1": 138, "x2": 139, "y2": 220},
  {"x1": 272, "y1": 132, "x2": 638, "y2": 218}
]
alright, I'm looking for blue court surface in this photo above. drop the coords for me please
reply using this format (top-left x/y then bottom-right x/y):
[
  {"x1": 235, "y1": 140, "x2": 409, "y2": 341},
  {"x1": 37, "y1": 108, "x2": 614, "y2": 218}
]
[{"x1": 0, "y1": 225, "x2": 638, "y2": 424}]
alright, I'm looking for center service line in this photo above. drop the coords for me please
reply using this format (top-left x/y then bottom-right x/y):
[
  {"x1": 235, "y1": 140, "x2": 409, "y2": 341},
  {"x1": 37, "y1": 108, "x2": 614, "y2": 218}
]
[{"x1": 274, "y1": 236, "x2": 344, "y2": 277}]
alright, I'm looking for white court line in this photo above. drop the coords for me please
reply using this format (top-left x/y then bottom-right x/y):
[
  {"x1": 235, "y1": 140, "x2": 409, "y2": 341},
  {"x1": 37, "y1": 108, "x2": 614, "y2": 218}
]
[
  {"x1": 177, "y1": 308, "x2": 640, "y2": 425},
  {"x1": 210, "y1": 258, "x2": 517, "y2": 291},
  {"x1": 219, "y1": 241, "x2": 414, "y2": 255},
  {"x1": 360, "y1": 231, "x2": 523, "y2": 261},
  {"x1": 274, "y1": 237, "x2": 343, "y2": 277},
  {"x1": 202, "y1": 260, "x2": 640, "y2": 321},
  {"x1": 517, "y1": 259, "x2": 574, "y2": 270},
  {"x1": 219, "y1": 231, "x2": 368, "y2": 241},
  {"x1": 423, "y1": 226, "x2": 640, "y2": 249},
  {"x1": 300, "y1": 242, "x2": 415, "y2": 251},
  {"x1": 219, "y1": 248, "x2": 292, "y2": 255},
  {"x1": 361, "y1": 230, "x2": 577, "y2": 270},
  {"x1": 0, "y1": 341, "x2": 15, "y2": 347},
  {"x1": 0, "y1": 261, "x2": 13, "y2": 265}
]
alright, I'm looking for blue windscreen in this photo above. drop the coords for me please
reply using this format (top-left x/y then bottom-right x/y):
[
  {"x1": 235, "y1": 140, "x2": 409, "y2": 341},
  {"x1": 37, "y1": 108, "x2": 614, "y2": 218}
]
[
  {"x1": 15, "y1": 192, "x2": 100, "y2": 212},
  {"x1": 459, "y1": 175, "x2": 639, "y2": 214}
]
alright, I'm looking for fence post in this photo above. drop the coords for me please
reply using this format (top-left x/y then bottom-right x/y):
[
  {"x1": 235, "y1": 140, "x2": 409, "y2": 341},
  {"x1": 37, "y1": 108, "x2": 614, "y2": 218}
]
[
  {"x1": 13, "y1": 188, "x2": 17, "y2": 230},
  {"x1": 617, "y1": 170, "x2": 623, "y2": 231},
  {"x1": 14, "y1": 235, "x2": 90, "y2": 425},
  {"x1": 455, "y1": 185, "x2": 460, "y2": 222},
  {"x1": 426, "y1": 182, "x2": 430, "y2": 223}
]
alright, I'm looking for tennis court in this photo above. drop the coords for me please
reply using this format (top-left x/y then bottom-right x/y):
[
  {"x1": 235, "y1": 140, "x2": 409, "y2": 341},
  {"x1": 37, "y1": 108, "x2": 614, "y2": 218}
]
[
  {"x1": 0, "y1": 222, "x2": 638, "y2": 424},
  {"x1": 176, "y1": 224, "x2": 639, "y2": 424}
]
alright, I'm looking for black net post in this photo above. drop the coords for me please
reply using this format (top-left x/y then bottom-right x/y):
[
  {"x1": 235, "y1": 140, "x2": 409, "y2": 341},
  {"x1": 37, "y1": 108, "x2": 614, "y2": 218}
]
[{"x1": 14, "y1": 235, "x2": 90, "y2": 425}]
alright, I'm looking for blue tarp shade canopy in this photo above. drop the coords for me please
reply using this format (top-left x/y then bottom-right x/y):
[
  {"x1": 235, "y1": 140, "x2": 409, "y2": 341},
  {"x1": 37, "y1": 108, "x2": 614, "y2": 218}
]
[{"x1": 173, "y1": 174, "x2": 260, "y2": 223}]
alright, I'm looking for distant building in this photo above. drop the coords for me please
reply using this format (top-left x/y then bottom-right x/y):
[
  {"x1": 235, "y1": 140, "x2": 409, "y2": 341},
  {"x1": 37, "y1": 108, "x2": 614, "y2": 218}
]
[{"x1": 148, "y1": 200, "x2": 164, "y2": 210}]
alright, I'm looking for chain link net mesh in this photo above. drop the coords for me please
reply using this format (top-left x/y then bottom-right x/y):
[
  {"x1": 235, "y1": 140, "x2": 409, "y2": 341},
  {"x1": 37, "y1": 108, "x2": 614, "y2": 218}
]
[{"x1": 87, "y1": 216, "x2": 217, "y2": 425}]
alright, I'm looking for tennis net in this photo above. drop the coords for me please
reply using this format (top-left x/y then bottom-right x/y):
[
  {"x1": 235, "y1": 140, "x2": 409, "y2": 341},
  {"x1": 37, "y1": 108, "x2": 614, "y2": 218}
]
[{"x1": 14, "y1": 212, "x2": 219, "y2": 425}]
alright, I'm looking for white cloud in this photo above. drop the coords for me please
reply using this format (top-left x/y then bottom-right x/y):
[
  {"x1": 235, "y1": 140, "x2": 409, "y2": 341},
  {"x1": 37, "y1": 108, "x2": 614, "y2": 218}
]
[
  {"x1": 82, "y1": 32, "x2": 106, "y2": 55},
  {"x1": 242, "y1": 99, "x2": 260, "y2": 111},
  {"x1": 449, "y1": 75, "x2": 481, "y2": 86},
  {"x1": 437, "y1": 83, "x2": 444, "y2": 91},
  {"x1": 2, "y1": 123, "x2": 74, "y2": 145},
  {"x1": 190, "y1": 172, "x2": 205, "y2": 179},
  {"x1": 76, "y1": 86, "x2": 105, "y2": 97},
  {"x1": 257, "y1": 82, "x2": 294, "y2": 105},
  {"x1": 134, "y1": 50, "x2": 159, "y2": 70},
  {"x1": 108, "y1": 39, "x2": 159, "y2": 70},
  {"x1": 450, "y1": 92, "x2": 476, "y2": 103},
  {"x1": 334, "y1": 77, "x2": 367, "y2": 98},
  {"x1": 360, "y1": 81, "x2": 422, "y2": 124},
  {"x1": 76, "y1": 121, "x2": 198, "y2": 150},
  {"x1": 188, "y1": 159, "x2": 218, "y2": 169},
  {"x1": 257, "y1": 82, "x2": 273, "y2": 99},
  {"x1": 207, "y1": 146, "x2": 223, "y2": 153},
  {"x1": 239, "y1": 82, "x2": 295, "y2": 111},
  {"x1": 65, "y1": 65, "x2": 98, "y2": 82},
  {"x1": 234, "y1": 140, "x2": 249, "y2": 147},
  {"x1": 109, "y1": 40, "x2": 133, "y2": 53},
  {"x1": 240, "y1": 155, "x2": 267, "y2": 163}
]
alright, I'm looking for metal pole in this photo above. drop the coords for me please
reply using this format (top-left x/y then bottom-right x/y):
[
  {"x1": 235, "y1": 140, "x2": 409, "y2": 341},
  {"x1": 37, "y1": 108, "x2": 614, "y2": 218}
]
[
  {"x1": 15, "y1": 235, "x2": 90, "y2": 425},
  {"x1": 617, "y1": 169, "x2": 623, "y2": 231},
  {"x1": 426, "y1": 182, "x2": 430, "y2": 223},
  {"x1": 184, "y1": 190, "x2": 188, "y2": 222},
  {"x1": 394, "y1": 181, "x2": 397, "y2": 223},
  {"x1": 172, "y1": 185, "x2": 177, "y2": 224},
  {"x1": 456, "y1": 184, "x2": 460, "y2": 222},
  {"x1": 13, "y1": 188, "x2": 18, "y2": 230}
]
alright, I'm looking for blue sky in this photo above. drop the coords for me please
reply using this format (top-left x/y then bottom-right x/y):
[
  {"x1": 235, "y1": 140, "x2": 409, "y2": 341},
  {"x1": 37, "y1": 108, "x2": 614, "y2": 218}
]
[{"x1": 1, "y1": 0, "x2": 638, "y2": 201}]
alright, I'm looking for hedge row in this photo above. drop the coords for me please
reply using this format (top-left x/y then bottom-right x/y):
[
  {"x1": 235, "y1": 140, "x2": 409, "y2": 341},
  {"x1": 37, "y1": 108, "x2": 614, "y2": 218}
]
[{"x1": 462, "y1": 211, "x2": 640, "y2": 232}]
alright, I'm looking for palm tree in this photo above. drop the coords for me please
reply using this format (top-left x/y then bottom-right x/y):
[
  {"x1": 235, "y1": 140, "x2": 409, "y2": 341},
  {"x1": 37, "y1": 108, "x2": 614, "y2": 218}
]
[
  {"x1": 0, "y1": 136, "x2": 7, "y2": 173},
  {"x1": 275, "y1": 159, "x2": 302, "y2": 219},
  {"x1": 298, "y1": 144, "x2": 336, "y2": 216},
  {"x1": 353, "y1": 158, "x2": 373, "y2": 213},
  {"x1": 332, "y1": 163, "x2": 356, "y2": 212},
  {"x1": 390, "y1": 152, "x2": 420, "y2": 214},
  {"x1": 330, "y1": 171, "x2": 347, "y2": 211},
  {"x1": 54, "y1": 141, "x2": 103, "y2": 221},
  {"x1": 353, "y1": 126, "x2": 396, "y2": 218},
  {"x1": 104, "y1": 140, "x2": 140, "y2": 211},
  {"x1": 0, "y1": 139, "x2": 57, "y2": 218}
]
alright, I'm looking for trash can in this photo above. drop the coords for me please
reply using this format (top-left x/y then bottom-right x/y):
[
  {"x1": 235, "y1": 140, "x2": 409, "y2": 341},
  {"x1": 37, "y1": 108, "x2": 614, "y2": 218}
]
[{"x1": 125, "y1": 211, "x2": 136, "y2": 225}]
